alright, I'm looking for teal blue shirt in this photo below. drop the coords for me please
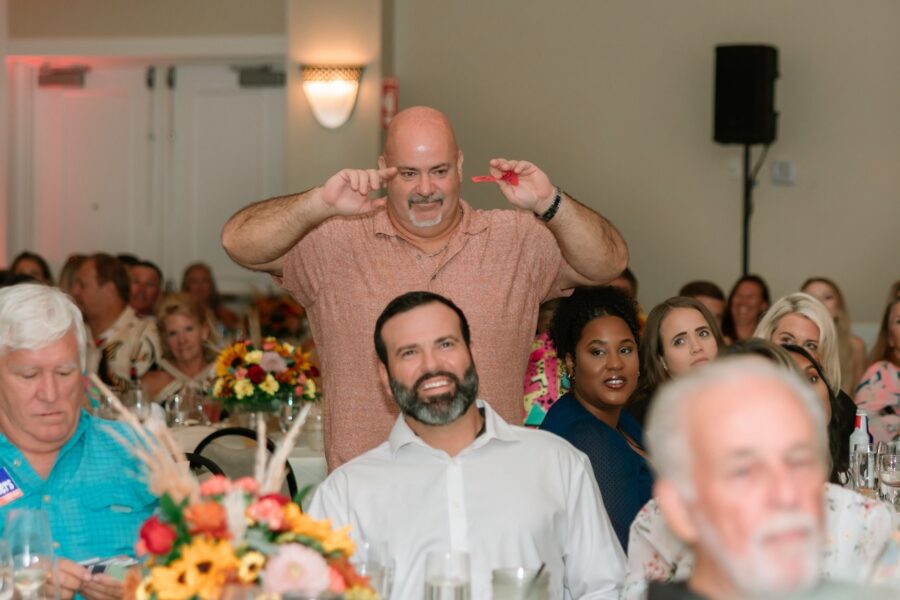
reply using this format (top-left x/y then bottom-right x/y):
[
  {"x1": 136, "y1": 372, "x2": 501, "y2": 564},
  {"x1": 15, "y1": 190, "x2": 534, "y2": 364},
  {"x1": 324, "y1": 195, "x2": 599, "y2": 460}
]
[{"x1": 0, "y1": 410, "x2": 157, "y2": 561}]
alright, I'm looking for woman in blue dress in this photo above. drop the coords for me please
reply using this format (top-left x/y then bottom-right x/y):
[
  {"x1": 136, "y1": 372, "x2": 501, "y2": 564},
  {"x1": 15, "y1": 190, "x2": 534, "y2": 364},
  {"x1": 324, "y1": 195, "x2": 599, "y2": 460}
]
[{"x1": 540, "y1": 286, "x2": 652, "y2": 552}]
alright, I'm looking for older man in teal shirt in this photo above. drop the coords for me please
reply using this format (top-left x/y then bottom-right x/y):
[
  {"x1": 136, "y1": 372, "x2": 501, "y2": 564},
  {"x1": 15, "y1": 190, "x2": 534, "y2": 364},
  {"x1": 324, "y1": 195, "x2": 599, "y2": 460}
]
[{"x1": 0, "y1": 283, "x2": 156, "y2": 599}]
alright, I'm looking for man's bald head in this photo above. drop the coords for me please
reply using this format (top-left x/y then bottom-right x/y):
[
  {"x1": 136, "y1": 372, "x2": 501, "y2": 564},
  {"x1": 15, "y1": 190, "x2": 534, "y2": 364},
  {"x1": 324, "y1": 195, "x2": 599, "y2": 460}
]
[{"x1": 383, "y1": 106, "x2": 459, "y2": 161}]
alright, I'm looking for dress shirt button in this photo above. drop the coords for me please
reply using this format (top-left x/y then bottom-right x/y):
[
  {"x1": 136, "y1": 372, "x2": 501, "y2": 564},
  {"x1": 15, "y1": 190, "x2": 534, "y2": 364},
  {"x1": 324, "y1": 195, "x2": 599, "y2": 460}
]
[
  {"x1": 53, "y1": 542, "x2": 60, "y2": 549},
  {"x1": 13, "y1": 459, "x2": 21, "y2": 467},
  {"x1": 43, "y1": 495, "x2": 51, "y2": 503}
]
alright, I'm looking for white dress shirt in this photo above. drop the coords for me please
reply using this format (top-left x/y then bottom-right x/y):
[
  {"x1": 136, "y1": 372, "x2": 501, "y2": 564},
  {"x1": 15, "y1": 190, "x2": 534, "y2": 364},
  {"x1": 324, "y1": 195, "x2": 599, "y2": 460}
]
[{"x1": 308, "y1": 400, "x2": 626, "y2": 599}]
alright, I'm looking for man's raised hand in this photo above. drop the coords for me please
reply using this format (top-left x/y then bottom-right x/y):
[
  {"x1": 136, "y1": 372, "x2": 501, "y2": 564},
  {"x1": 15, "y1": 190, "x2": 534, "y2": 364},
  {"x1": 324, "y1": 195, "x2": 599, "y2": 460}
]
[
  {"x1": 319, "y1": 167, "x2": 397, "y2": 216},
  {"x1": 488, "y1": 159, "x2": 556, "y2": 215}
]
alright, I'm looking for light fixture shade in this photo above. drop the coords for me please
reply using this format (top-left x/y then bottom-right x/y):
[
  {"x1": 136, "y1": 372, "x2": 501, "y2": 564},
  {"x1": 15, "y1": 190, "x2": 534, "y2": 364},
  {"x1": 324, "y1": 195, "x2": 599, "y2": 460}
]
[{"x1": 301, "y1": 65, "x2": 364, "y2": 129}]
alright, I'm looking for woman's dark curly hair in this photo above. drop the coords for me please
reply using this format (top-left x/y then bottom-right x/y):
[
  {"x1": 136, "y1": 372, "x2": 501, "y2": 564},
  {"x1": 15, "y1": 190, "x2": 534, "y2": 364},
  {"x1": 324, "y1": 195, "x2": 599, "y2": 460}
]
[{"x1": 549, "y1": 286, "x2": 641, "y2": 364}]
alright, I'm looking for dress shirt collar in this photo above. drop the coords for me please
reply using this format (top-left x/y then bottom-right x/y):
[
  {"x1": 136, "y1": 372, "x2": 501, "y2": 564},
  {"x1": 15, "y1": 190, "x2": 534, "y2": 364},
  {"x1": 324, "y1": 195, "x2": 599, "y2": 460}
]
[
  {"x1": 387, "y1": 399, "x2": 520, "y2": 457},
  {"x1": 372, "y1": 199, "x2": 490, "y2": 239}
]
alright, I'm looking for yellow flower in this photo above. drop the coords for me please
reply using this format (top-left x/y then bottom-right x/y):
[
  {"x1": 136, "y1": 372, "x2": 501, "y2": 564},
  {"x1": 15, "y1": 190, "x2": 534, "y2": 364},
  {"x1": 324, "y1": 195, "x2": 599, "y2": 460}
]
[
  {"x1": 260, "y1": 373, "x2": 280, "y2": 395},
  {"x1": 244, "y1": 350, "x2": 263, "y2": 365},
  {"x1": 346, "y1": 587, "x2": 379, "y2": 600},
  {"x1": 238, "y1": 551, "x2": 266, "y2": 584},
  {"x1": 215, "y1": 343, "x2": 247, "y2": 377},
  {"x1": 322, "y1": 524, "x2": 356, "y2": 557},
  {"x1": 212, "y1": 378, "x2": 225, "y2": 397},
  {"x1": 304, "y1": 379, "x2": 317, "y2": 397},
  {"x1": 282, "y1": 503, "x2": 335, "y2": 542},
  {"x1": 234, "y1": 379, "x2": 254, "y2": 399},
  {"x1": 180, "y1": 537, "x2": 239, "y2": 600},
  {"x1": 135, "y1": 576, "x2": 153, "y2": 600},
  {"x1": 150, "y1": 561, "x2": 195, "y2": 600},
  {"x1": 283, "y1": 342, "x2": 295, "y2": 354}
]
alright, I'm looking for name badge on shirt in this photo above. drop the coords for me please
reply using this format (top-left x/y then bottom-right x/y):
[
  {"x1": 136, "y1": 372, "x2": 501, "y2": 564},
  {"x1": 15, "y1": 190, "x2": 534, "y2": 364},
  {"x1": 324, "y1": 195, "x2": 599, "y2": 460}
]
[{"x1": 0, "y1": 467, "x2": 23, "y2": 506}]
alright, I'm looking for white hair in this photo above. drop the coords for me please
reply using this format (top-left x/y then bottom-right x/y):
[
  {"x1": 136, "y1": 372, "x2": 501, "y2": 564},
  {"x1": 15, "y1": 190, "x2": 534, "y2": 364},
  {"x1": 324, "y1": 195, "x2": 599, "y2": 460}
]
[
  {"x1": 645, "y1": 357, "x2": 829, "y2": 496},
  {"x1": 0, "y1": 283, "x2": 87, "y2": 371},
  {"x1": 754, "y1": 292, "x2": 841, "y2": 391}
]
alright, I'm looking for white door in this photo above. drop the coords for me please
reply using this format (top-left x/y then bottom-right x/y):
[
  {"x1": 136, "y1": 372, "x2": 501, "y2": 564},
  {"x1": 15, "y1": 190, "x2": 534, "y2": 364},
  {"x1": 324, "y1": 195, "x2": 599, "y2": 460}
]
[
  {"x1": 170, "y1": 63, "x2": 286, "y2": 295},
  {"x1": 19, "y1": 60, "x2": 286, "y2": 294},
  {"x1": 31, "y1": 66, "x2": 152, "y2": 266}
]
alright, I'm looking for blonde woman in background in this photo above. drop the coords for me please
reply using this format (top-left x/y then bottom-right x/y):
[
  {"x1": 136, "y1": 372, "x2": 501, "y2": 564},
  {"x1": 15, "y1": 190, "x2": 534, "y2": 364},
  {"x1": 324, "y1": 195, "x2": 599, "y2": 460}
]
[
  {"x1": 753, "y1": 292, "x2": 842, "y2": 392},
  {"x1": 802, "y1": 277, "x2": 867, "y2": 391},
  {"x1": 143, "y1": 293, "x2": 219, "y2": 404}
]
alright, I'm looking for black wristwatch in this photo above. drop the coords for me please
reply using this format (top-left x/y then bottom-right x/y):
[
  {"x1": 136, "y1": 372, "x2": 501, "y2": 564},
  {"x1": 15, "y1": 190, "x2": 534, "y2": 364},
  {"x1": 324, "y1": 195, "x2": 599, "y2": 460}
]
[{"x1": 539, "y1": 187, "x2": 563, "y2": 222}]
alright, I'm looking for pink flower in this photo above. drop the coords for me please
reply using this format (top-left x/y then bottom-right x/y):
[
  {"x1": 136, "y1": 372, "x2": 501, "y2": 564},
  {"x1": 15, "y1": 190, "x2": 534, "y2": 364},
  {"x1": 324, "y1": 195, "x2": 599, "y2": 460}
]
[
  {"x1": 233, "y1": 477, "x2": 260, "y2": 494},
  {"x1": 247, "y1": 498, "x2": 285, "y2": 531},
  {"x1": 327, "y1": 567, "x2": 347, "y2": 593},
  {"x1": 235, "y1": 367, "x2": 248, "y2": 379},
  {"x1": 262, "y1": 340, "x2": 277, "y2": 351},
  {"x1": 199, "y1": 475, "x2": 232, "y2": 496},
  {"x1": 262, "y1": 543, "x2": 330, "y2": 595},
  {"x1": 260, "y1": 351, "x2": 288, "y2": 373}
]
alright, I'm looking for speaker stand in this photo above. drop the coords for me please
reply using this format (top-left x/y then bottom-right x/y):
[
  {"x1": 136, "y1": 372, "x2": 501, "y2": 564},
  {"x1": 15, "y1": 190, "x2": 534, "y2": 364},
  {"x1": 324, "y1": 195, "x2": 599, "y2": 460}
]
[
  {"x1": 740, "y1": 143, "x2": 769, "y2": 276},
  {"x1": 742, "y1": 144, "x2": 752, "y2": 276}
]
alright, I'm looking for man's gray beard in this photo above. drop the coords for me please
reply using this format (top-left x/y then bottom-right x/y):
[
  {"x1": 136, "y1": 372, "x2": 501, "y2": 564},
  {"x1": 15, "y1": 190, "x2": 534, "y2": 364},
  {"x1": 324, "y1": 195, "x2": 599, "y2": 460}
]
[
  {"x1": 407, "y1": 192, "x2": 444, "y2": 228},
  {"x1": 390, "y1": 364, "x2": 479, "y2": 426},
  {"x1": 692, "y1": 509, "x2": 822, "y2": 598}
]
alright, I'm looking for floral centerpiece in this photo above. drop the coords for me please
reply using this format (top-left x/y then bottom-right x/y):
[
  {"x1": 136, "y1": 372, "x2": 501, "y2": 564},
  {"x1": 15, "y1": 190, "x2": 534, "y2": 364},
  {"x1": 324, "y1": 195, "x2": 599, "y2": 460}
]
[
  {"x1": 212, "y1": 337, "x2": 320, "y2": 413},
  {"x1": 87, "y1": 377, "x2": 376, "y2": 600},
  {"x1": 254, "y1": 294, "x2": 306, "y2": 339},
  {"x1": 133, "y1": 477, "x2": 375, "y2": 599}
]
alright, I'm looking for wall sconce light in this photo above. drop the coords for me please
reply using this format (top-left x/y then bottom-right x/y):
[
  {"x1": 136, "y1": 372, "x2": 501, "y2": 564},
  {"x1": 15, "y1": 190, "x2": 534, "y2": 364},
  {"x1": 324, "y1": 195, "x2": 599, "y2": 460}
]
[{"x1": 300, "y1": 65, "x2": 365, "y2": 129}]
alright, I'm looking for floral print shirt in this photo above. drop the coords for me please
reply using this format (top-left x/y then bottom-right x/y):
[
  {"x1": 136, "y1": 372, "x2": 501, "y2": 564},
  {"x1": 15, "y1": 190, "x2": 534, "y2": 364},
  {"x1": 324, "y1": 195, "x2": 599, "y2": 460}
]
[{"x1": 622, "y1": 484, "x2": 900, "y2": 599}]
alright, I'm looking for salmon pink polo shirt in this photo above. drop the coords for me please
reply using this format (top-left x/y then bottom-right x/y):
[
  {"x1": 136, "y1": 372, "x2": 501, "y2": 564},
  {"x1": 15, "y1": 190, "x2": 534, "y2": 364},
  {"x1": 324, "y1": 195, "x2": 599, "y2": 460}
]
[{"x1": 279, "y1": 200, "x2": 566, "y2": 468}]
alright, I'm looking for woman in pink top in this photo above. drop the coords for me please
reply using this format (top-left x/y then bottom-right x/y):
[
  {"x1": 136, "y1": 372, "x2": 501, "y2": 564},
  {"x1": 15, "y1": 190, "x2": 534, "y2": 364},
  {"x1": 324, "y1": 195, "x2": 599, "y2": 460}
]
[{"x1": 855, "y1": 298, "x2": 900, "y2": 442}]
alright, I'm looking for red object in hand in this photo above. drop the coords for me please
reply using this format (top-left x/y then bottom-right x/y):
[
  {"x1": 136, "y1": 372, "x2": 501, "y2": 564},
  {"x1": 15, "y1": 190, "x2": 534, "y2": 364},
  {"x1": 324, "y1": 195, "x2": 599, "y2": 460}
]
[{"x1": 471, "y1": 171, "x2": 519, "y2": 186}]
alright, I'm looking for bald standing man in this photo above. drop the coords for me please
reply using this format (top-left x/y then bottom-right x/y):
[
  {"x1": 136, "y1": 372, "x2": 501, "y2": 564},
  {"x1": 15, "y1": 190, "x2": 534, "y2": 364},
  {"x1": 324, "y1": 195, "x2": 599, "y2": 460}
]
[{"x1": 222, "y1": 106, "x2": 628, "y2": 468}]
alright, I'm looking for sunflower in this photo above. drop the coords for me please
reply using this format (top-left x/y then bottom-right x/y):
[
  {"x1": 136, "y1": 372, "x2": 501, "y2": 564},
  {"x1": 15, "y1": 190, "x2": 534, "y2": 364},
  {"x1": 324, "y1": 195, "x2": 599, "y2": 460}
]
[
  {"x1": 149, "y1": 560, "x2": 196, "y2": 600},
  {"x1": 215, "y1": 343, "x2": 247, "y2": 377},
  {"x1": 179, "y1": 537, "x2": 240, "y2": 600},
  {"x1": 238, "y1": 551, "x2": 267, "y2": 583}
]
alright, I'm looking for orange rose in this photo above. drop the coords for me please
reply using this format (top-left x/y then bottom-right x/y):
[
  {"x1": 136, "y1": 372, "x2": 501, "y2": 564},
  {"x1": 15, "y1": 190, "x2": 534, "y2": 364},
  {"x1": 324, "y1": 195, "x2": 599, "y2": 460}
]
[{"x1": 184, "y1": 501, "x2": 230, "y2": 538}]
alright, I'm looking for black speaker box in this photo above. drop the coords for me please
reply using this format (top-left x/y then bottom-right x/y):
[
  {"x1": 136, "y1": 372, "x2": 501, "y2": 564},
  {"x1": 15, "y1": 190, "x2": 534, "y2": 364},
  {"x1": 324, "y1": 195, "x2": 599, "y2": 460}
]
[{"x1": 714, "y1": 45, "x2": 779, "y2": 144}]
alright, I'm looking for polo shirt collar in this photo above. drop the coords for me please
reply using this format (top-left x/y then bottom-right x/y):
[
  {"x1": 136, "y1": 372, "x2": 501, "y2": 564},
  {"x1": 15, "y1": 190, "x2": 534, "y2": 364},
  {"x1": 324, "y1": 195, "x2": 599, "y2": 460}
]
[
  {"x1": 388, "y1": 399, "x2": 520, "y2": 457},
  {"x1": 372, "y1": 199, "x2": 489, "y2": 239}
]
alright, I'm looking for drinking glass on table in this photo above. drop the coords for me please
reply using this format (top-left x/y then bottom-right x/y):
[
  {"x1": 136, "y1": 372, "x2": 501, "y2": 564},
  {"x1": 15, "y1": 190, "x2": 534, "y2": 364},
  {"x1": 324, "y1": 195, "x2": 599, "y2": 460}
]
[
  {"x1": 0, "y1": 540, "x2": 14, "y2": 600},
  {"x1": 492, "y1": 567, "x2": 550, "y2": 600},
  {"x1": 424, "y1": 551, "x2": 470, "y2": 600},
  {"x1": 878, "y1": 452, "x2": 900, "y2": 511},
  {"x1": 352, "y1": 540, "x2": 394, "y2": 599},
  {"x1": 5, "y1": 509, "x2": 55, "y2": 600}
]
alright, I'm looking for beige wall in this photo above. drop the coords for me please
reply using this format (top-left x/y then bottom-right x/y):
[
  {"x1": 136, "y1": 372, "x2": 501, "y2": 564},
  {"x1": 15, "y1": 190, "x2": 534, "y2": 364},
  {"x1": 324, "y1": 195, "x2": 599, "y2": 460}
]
[
  {"x1": 392, "y1": 0, "x2": 900, "y2": 323},
  {"x1": 285, "y1": 0, "x2": 382, "y2": 191},
  {"x1": 8, "y1": 0, "x2": 285, "y2": 38}
]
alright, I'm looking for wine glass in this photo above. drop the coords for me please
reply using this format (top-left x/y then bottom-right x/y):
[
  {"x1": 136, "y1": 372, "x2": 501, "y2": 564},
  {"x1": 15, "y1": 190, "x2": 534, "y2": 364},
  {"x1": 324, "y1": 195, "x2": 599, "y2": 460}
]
[
  {"x1": 878, "y1": 452, "x2": 900, "y2": 511},
  {"x1": 353, "y1": 540, "x2": 394, "y2": 599},
  {"x1": 5, "y1": 509, "x2": 54, "y2": 600},
  {"x1": 0, "y1": 540, "x2": 14, "y2": 600}
]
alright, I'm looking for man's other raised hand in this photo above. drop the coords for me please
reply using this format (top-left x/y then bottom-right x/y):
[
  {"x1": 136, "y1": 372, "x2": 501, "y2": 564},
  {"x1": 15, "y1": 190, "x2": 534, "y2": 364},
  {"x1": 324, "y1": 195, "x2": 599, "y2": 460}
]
[{"x1": 319, "y1": 167, "x2": 398, "y2": 217}]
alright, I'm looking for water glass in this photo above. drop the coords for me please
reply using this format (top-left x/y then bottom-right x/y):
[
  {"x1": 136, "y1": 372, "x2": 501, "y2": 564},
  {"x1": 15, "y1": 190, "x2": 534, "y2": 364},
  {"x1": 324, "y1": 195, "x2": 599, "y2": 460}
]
[
  {"x1": 492, "y1": 567, "x2": 550, "y2": 600},
  {"x1": 123, "y1": 385, "x2": 152, "y2": 422},
  {"x1": 5, "y1": 509, "x2": 55, "y2": 600},
  {"x1": 167, "y1": 392, "x2": 186, "y2": 427},
  {"x1": 0, "y1": 540, "x2": 13, "y2": 600},
  {"x1": 424, "y1": 551, "x2": 470, "y2": 600},
  {"x1": 279, "y1": 393, "x2": 303, "y2": 434},
  {"x1": 352, "y1": 541, "x2": 393, "y2": 599},
  {"x1": 852, "y1": 443, "x2": 878, "y2": 495},
  {"x1": 878, "y1": 453, "x2": 900, "y2": 511}
]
